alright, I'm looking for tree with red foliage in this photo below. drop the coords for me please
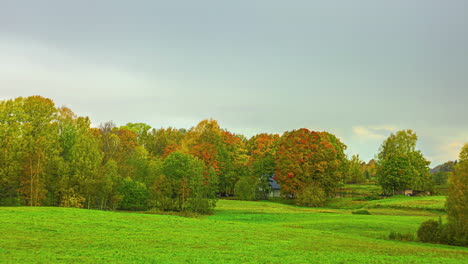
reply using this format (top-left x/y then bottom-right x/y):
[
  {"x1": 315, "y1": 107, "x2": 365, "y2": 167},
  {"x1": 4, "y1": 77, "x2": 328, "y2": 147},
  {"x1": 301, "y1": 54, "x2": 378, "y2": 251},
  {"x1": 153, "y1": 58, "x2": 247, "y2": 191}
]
[{"x1": 275, "y1": 129, "x2": 346, "y2": 205}]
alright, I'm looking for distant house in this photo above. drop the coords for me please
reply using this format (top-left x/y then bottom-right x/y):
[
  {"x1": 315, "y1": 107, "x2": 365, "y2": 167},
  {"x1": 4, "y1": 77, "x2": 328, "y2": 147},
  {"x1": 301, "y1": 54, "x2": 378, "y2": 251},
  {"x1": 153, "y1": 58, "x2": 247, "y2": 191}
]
[
  {"x1": 404, "y1": 190, "x2": 413, "y2": 196},
  {"x1": 268, "y1": 177, "x2": 281, "y2": 198},
  {"x1": 403, "y1": 189, "x2": 430, "y2": 196}
]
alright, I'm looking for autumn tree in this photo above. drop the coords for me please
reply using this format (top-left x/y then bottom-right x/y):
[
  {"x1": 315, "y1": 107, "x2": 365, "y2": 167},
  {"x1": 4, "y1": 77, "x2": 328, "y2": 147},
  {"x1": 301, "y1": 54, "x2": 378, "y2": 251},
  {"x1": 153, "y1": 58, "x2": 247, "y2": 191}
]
[
  {"x1": 146, "y1": 127, "x2": 185, "y2": 157},
  {"x1": 241, "y1": 133, "x2": 280, "y2": 199},
  {"x1": 119, "y1": 122, "x2": 151, "y2": 146},
  {"x1": 376, "y1": 130, "x2": 434, "y2": 195},
  {"x1": 275, "y1": 129, "x2": 347, "y2": 206},
  {"x1": 181, "y1": 119, "x2": 240, "y2": 195},
  {"x1": 218, "y1": 131, "x2": 249, "y2": 196}
]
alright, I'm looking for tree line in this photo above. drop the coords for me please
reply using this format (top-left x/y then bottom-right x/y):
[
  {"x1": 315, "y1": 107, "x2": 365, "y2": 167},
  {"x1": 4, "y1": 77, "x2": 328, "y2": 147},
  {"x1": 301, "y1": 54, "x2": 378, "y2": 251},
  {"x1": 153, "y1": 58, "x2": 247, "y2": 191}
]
[
  {"x1": 0, "y1": 96, "x2": 346, "y2": 212},
  {"x1": 0, "y1": 96, "x2": 456, "y2": 213}
]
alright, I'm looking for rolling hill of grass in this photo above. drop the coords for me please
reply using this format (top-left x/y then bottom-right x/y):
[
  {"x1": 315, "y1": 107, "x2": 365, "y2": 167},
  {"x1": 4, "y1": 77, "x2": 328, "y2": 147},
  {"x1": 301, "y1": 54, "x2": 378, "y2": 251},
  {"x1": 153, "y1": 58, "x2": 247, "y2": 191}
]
[{"x1": 0, "y1": 199, "x2": 466, "y2": 263}]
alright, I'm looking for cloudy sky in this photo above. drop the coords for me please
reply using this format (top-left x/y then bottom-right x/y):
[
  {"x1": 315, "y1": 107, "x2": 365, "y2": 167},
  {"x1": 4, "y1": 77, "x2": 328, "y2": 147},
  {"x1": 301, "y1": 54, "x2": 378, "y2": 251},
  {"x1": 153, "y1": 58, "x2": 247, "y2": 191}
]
[{"x1": 1, "y1": 1, "x2": 467, "y2": 166}]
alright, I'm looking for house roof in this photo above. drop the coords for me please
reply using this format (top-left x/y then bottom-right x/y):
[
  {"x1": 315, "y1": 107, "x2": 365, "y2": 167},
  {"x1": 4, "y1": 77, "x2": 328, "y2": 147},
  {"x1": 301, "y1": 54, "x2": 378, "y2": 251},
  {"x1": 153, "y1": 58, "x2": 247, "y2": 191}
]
[{"x1": 269, "y1": 177, "x2": 280, "y2": 190}]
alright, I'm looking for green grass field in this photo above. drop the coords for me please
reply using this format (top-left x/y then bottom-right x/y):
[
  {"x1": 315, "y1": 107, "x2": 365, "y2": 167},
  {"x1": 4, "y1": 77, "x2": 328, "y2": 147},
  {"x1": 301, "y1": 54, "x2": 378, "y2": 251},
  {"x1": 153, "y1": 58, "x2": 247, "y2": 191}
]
[{"x1": 1, "y1": 197, "x2": 466, "y2": 263}]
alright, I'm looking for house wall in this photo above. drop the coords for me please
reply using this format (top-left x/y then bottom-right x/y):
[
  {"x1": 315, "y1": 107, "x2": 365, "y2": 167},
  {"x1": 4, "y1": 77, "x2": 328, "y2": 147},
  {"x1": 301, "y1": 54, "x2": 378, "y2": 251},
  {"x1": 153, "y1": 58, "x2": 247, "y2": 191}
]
[{"x1": 268, "y1": 189, "x2": 281, "y2": 198}]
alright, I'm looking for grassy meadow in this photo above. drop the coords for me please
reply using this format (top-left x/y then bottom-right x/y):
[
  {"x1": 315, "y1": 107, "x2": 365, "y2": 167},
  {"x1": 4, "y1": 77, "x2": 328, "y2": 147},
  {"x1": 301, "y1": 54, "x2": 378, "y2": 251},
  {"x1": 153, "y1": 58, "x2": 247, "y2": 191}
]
[{"x1": 1, "y1": 196, "x2": 467, "y2": 263}]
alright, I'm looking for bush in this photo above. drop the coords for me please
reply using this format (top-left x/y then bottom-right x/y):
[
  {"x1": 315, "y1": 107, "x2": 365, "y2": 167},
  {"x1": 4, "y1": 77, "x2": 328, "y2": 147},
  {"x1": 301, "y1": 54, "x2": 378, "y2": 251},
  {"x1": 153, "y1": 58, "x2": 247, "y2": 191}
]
[
  {"x1": 60, "y1": 189, "x2": 85, "y2": 208},
  {"x1": 417, "y1": 219, "x2": 441, "y2": 243},
  {"x1": 296, "y1": 184, "x2": 326, "y2": 207},
  {"x1": 352, "y1": 209, "x2": 371, "y2": 215},
  {"x1": 417, "y1": 218, "x2": 466, "y2": 246}
]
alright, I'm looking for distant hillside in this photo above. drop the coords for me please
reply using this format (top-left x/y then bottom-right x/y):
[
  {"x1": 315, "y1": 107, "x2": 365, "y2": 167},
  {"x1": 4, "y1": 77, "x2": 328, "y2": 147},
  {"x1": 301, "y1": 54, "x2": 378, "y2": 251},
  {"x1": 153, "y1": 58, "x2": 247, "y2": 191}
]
[{"x1": 431, "y1": 161, "x2": 456, "y2": 174}]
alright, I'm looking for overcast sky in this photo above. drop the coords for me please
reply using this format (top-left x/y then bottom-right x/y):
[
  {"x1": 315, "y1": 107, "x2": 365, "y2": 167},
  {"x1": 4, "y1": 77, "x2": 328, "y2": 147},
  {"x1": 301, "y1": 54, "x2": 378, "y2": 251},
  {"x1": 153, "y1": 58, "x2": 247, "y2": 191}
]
[{"x1": 1, "y1": 0, "x2": 467, "y2": 166}]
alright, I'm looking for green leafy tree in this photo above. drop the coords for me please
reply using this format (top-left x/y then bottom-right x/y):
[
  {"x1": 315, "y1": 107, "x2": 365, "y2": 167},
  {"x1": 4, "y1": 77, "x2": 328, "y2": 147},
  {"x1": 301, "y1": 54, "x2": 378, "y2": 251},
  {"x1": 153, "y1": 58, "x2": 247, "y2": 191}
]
[
  {"x1": 150, "y1": 152, "x2": 218, "y2": 213},
  {"x1": 118, "y1": 178, "x2": 148, "y2": 211},
  {"x1": 363, "y1": 159, "x2": 377, "y2": 181},
  {"x1": 19, "y1": 96, "x2": 61, "y2": 206},
  {"x1": 56, "y1": 108, "x2": 103, "y2": 208},
  {"x1": 446, "y1": 143, "x2": 468, "y2": 246},
  {"x1": 346, "y1": 154, "x2": 366, "y2": 184},
  {"x1": 376, "y1": 130, "x2": 434, "y2": 195},
  {"x1": 234, "y1": 176, "x2": 258, "y2": 200},
  {"x1": 97, "y1": 159, "x2": 122, "y2": 210},
  {"x1": 0, "y1": 98, "x2": 27, "y2": 205},
  {"x1": 378, "y1": 154, "x2": 413, "y2": 195}
]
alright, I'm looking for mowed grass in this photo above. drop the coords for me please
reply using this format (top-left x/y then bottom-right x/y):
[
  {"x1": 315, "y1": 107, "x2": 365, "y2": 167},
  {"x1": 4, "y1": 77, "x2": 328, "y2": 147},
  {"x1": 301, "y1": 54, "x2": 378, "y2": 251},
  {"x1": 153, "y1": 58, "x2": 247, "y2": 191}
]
[
  {"x1": 327, "y1": 195, "x2": 446, "y2": 215},
  {"x1": 1, "y1": 199, "x2": 467, "y2": 264},
  {"x1": 365, "y1": 196, "x2": 446, "y2": 210}
]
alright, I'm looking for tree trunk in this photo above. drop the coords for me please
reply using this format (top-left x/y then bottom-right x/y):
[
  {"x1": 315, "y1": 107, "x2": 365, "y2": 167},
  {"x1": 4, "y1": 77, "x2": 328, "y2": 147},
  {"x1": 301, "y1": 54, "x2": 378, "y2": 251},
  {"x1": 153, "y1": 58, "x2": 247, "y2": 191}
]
[{"x1": 29, "y1": 157, "x2": 33, "y2": 206}]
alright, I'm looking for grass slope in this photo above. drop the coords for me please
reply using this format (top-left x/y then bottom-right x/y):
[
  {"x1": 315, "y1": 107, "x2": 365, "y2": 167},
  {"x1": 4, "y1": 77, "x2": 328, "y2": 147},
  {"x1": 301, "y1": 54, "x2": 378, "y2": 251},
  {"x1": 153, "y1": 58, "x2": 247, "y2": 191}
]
[{"x1": 1, "y1": 200, "x2": 466, "y2": 263}]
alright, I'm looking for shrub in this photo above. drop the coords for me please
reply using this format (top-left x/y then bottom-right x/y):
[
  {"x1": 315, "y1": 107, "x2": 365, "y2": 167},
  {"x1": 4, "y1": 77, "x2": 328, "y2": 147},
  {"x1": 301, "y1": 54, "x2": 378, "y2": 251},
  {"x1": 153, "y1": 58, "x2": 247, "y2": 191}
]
[
  {"x1": 417, "y1": 219, "x2": 441, "y2": 243},
  {"x1": 352, "y1": 209, "x2": 371, "y2": 215},
  {"x1": 417, "y1": 218, "x2": 466, "y2": 246},
  {"x1": 296, "y1": 183, "x2": 326, "y2": 207},
  {"x1": 60, "y1": 189, "x2": 85, "y2": 208}
]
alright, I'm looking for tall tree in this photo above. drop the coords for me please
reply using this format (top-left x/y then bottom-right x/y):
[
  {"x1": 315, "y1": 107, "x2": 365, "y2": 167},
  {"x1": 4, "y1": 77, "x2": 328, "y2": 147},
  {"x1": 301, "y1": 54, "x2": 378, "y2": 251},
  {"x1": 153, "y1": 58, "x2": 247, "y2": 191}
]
[
  {"x1": 181, "y1": 119, "x2": 238, "y2": 195},
  {"x1": 245, "y1": 133, "x2": 280, "y2": 199},
  {"x1": 446, "y1": 143, "x2": 468, "y2": 246},
  {"x1": 56, "y1": 107, "x2": 103, "y2": 208},
  {"x1": 0, "y1": 98, "x2": 26, "y2": 205},
  {"x1": 275, "y1": 129, "x2": 347, "y2": 205},
  {"x1": 376, "y1": 129, "x2": 434, "y2": 195},
  {"x1": 19, "y1": 96, "x2": 61, "y2": 206}
]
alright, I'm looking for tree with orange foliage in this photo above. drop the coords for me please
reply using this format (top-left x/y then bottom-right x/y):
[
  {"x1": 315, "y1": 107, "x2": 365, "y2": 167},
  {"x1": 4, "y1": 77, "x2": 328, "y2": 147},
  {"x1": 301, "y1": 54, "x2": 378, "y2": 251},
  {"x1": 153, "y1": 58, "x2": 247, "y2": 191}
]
[
  {"x1": 182, "y1": 119, "x2": 241, "y2": 195},
  {"x1": 190, "y1": 143, "x2": 219, "y2": 173},
  {"x1": 146, "y1": 127, "x2": 185, "y2": 157},
  {"x1": 241, "y1": 133, "x2": 280, "y2": 199},
  {"x1": 275, "y1": 129, "x2": 346, "y2": 206}
]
